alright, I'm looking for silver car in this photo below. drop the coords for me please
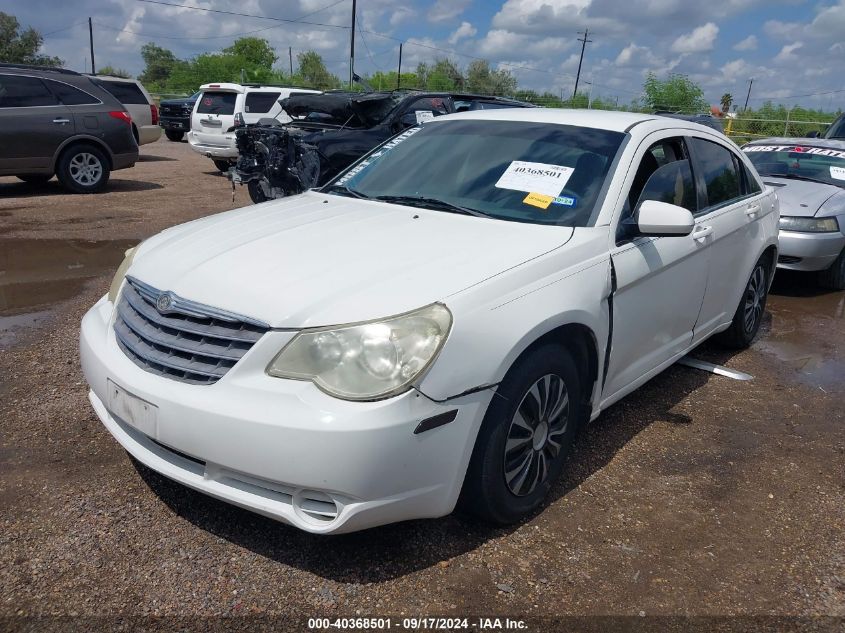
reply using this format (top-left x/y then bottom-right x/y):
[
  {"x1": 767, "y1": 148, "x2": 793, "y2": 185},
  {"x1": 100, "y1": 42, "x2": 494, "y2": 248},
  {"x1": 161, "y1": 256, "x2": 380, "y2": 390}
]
[{"x1": 742, "y1": 138, "x2": 845, "y2": 289}]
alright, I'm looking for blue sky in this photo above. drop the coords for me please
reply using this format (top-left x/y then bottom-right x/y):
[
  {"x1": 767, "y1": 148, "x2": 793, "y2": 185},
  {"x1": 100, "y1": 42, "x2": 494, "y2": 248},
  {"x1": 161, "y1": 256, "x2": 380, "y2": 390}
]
[{"x1": 10, "y1": 0, "x2": 845, "y2": 110}]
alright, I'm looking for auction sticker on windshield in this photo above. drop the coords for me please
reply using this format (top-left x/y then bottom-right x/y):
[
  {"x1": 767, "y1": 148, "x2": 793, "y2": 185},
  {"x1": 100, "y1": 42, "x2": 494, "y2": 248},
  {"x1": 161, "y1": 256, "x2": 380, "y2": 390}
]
[
  {"x1": 495, "y1": 161, "x2": 574, "y2": 197},
  {"x1": 831, "y1": 166, "x2": 845, "y2": 181}
]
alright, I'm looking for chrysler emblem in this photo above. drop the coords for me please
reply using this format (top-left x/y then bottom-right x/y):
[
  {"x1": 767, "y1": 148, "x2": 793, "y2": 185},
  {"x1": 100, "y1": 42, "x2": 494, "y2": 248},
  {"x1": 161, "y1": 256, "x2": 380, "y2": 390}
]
[{"x1": 156, "y1": 293, "x2": 173, "y2": 312}]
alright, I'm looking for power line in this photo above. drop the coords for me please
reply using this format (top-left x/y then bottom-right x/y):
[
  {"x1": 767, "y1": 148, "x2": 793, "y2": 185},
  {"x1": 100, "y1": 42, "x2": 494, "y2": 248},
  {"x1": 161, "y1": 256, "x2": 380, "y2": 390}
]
[
  {"x1": 134, "y1": 0, "x2": 348, "y2": 30},
  {"x1": 41, "y1": 21, "x2": 88, "y2": 38}
]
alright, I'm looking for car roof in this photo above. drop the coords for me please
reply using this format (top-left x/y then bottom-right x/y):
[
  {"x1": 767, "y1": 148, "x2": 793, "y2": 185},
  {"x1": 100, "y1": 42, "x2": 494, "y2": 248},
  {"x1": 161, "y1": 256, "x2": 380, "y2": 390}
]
[
  {"x1": 430, "y1": 108, "x2": 673, "y2": 133},
  {"x1": 0, "y1": 63, "x2": 80, "y2": 76},
  {"x1": 745, "y1": 137, "x2": 845, "y2": 151},
  {"x1": 198, "y1": 82, "x2": 320, "y2": 93},
  {"x1": 84, "y1": 74, "x2": 140, "y2": 84}
]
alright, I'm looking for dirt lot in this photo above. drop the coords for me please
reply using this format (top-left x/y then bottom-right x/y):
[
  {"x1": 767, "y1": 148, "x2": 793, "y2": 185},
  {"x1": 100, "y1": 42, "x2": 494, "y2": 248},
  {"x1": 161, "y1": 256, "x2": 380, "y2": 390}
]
[{"x1": 1, "y1": 139, "x2": 843, "y2": 632}]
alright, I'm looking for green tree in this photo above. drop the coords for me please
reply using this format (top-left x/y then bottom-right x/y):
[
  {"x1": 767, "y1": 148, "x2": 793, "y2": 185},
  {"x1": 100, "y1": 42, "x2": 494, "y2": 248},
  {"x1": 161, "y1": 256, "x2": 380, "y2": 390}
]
[
  {"x1": 97, "y1": 66, "x2": 132, "y2": 78},
  {"x1": 367, "y1": 70, "x2": 419, "y2": 90},
  {"x1": 223, "y1": 37, "x2": 277, "y2": 69},
  {"x1": 720, "y1": 92, "x2": 733, "y2": 114},
  {"x1": 465, "y1": 60, "x2": 517, "y2": 95},
  {"x1": 138, "y1": 43, "x2": 179, "y2": 89},
  {"x1": 294, "y1": 51, "x2": 340, "y2": 90},
  {"x1": 0, "y1": 12, "x2": 63, "y2": 66},
  {"x1": 641, "y1": 72, "x2": 708, "y2": 113},
  {"x1": 427, "y1": 57, "x2": 463, "y2": 90}
]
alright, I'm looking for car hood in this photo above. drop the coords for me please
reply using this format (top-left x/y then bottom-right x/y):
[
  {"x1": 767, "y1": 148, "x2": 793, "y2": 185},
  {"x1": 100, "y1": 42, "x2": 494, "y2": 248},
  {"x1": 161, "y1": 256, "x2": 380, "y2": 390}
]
[
  {"x1": 159, "y1": 97, "x2": 196, "y2": 106},
  {"x1": 129, "y1": 192, "x2": 574, "y2": 328},
  {"x1": 762, "y1": 177, "x2": 845, "y2": 217}
]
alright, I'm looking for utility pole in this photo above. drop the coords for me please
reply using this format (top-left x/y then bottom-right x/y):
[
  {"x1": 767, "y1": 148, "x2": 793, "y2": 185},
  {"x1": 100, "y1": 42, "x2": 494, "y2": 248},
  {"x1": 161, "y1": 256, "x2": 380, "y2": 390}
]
[
  {"x1": 88, "y1": 17, "x2": 95, "y2": 74},
  {"x1": 348, "y1": 0, "x2": 357, "y2": 89},
  {"x1": 289, "y1": 47, "x2": 293, "y2": 78},
  {"x1": 743, "y1": 78, "x2": 754, "y2": 112},
  {"x1": 573, "y1": 29, "x2": 591, "y2": 99},
  {"x1": 397, "y1": 43, "x2": 402, "y2": 90}
]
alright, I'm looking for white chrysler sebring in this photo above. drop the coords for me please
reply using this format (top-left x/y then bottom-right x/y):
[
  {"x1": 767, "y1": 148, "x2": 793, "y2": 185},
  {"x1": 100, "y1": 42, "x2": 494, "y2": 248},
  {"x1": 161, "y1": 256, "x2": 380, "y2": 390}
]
[{"x1": 80, "y1": 109, "x2": 779, "y2": 533}]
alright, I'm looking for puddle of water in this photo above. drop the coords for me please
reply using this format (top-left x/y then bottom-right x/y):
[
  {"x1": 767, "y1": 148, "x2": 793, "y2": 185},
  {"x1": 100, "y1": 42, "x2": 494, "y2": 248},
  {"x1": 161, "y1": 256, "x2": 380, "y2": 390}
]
[
  {"x1": 0, "y1": 238, "x2": 137, "y2": 346},
  {"x1": 761, "y1": 277, "x2": 845, "y2": 391}
]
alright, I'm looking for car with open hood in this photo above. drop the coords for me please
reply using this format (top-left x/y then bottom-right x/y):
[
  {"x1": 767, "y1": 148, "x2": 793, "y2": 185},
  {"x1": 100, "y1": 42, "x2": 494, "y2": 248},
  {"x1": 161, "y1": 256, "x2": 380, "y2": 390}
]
[
  {"x1": 81, "y1": 109, "x2": 778, "y2": 533},
  {"x1": 742, "y1": 138, "x2": 845, "y2": 289},
  {"x1": 231, "y1": 89, "x2": 534, "y2": 203}
]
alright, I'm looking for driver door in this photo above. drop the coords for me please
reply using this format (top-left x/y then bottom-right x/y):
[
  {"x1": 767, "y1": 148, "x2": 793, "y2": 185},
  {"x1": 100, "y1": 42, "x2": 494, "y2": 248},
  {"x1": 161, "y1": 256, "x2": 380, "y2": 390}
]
[{"x1": 602, "y1": 134, "x2": 711, "y2": 403}]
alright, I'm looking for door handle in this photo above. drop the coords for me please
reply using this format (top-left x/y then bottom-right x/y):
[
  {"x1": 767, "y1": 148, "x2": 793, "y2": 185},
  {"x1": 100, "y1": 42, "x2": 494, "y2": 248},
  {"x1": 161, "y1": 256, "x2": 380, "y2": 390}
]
[
  {"x1": 52, "y1": 118, "x2": 70, "y2": 124},
  {"x1": 745, "y1": 204, "x2": 761, "y2": 217},
  {"x1": 693, "y1": 225, "x2": 713, "y2": 241}
]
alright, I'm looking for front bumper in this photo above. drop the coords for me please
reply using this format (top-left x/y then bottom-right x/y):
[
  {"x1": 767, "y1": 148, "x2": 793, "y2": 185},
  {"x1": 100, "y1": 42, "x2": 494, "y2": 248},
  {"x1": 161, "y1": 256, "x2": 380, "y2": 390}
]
[
  {"x1": 159, "y1": 117, "x2": 190, "y2": 131},
  {"x1": 187, "y1": 131, "x2": 238, "y2": 159},
  {"x1": 777, "y1": 229, "x2": 845, "y2": 272},
  {"x1": 80, "y1": 296, "x2": 491, "y2": 534}
]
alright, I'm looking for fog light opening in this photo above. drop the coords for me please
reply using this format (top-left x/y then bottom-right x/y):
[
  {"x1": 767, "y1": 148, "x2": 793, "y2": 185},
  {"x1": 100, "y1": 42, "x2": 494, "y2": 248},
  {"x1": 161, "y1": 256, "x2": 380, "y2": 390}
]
[{"x1": 293, "y1": 490, "x2": 340, "y2": 523}]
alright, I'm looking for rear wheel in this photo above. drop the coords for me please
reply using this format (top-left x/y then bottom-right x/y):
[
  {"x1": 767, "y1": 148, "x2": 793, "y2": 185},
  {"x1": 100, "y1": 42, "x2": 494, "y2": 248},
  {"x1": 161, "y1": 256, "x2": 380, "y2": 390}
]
[
  {"x1": 817, "y1": 248, "x2": 845, "y2": 291},
  {"x1": 165, "y1": 129, "x2": 184, "y2": 142},
  {"x1": 716, "y1": 255, "x2": 770, "y2": 348},
  {"x1": 56, "y1": 144, "x2": 110, "y2": 194},
  {"x1": 460, "y1": 344, "x2": 583, "y2": 524},
  {"x1": 16, "y1": 174, "x2": 53, "y2": 184},
  {"x1": 213, "y1": 159, "x2": 232, "y2": 173}
]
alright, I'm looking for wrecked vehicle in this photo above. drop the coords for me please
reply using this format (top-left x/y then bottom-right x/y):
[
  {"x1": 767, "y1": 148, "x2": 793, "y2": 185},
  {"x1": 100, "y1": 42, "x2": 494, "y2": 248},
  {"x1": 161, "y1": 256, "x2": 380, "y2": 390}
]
[{"x1": 231, "y1": 90, "x2": 534, "y2": 203}]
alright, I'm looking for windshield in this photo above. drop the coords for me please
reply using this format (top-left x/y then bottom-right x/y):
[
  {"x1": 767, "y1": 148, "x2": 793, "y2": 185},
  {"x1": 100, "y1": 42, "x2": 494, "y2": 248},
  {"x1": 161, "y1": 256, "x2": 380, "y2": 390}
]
[
  {"x1": 825, "y1": 117, "x2": 845, "y2": 140},
  {"x1": 743, "y1": 144, "x2": 845, "y2": 188},
  {"x1": 326, "y1": 120, "x2": 626, "y2": 226}
]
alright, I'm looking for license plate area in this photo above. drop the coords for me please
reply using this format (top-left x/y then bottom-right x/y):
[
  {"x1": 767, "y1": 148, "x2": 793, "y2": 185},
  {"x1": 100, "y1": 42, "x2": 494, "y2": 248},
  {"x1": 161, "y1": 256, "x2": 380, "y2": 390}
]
[{"x1": 107, "y1": 380, "x2": 158, "y2": 437}]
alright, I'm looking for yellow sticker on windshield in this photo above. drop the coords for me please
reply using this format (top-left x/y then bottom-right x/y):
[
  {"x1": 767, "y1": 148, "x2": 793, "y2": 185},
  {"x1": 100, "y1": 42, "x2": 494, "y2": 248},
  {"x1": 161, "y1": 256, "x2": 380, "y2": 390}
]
[{"x1": 523, "y1": 192, "x2": 554, "y2": 210}]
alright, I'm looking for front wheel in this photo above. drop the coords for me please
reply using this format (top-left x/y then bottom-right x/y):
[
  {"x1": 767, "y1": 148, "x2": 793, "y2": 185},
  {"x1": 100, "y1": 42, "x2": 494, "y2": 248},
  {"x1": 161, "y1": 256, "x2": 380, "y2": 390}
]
[
  {"x1": 817, "y1": 248, "x2": 845, "y2": 290},
  {"x1": 165, "y1": 129, "x2": 184, "y2": 142},
  {"x1": 213, "y1": 159, "x2": 232, "y2": 173},
  {"x1": 716, "y1": 256, "x2": 770, "y2": 348},
  {"x1": 460, "y1": 344, "x2": 583, "y2": 524},
  {"x1": 56, "y1": 144, "x2": 110, "y2": 194}
]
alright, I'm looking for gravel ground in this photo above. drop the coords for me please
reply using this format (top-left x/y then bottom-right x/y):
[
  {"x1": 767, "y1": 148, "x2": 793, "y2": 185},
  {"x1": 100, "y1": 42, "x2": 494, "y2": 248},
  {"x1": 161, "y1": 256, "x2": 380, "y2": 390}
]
[{"x1": 1, "y1": 139, "x2": 843, "y2": 632}]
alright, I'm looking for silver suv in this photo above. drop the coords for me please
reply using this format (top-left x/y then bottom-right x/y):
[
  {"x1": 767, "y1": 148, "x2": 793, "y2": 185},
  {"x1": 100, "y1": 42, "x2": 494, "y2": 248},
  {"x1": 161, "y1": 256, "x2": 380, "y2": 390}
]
[{"x1": 0, "y1": 64, "x2": 138, "y2": 193}]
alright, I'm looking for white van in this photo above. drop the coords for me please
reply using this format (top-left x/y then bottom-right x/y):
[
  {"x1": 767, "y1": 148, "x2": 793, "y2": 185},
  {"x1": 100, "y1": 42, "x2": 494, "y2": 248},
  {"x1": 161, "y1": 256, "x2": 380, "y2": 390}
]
[{"x1": 187, "y1": 83, "x2": 320, "y2": 171}]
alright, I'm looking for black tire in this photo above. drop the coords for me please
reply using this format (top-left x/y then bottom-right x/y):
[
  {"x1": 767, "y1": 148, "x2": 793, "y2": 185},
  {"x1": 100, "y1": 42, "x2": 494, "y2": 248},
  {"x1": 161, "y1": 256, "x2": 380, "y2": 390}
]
[
  {"x1": 716, "y1": 255, "x2": 770, "y2": 349},
  {"x1": 213, "y1": 159, "x2": 232, "y2": 173},
  {"x1": 247, "y1": 179, "x2": 271, "y2": 203},
  {"x1": 817, "y1": 248, "x2": 845, "y2": 291},
  {"x1": 460, "y1": 344, "x2": 584, "y2": 524},
  {"x1": 16, "y1": 174, "x2": 53, "y2": 184},
  {"x1": 55, "y1": 144, "x2": 110, "y2": 194},
  {"x1": 165, "y1": 129, "x2": 184, "y2": 142}
]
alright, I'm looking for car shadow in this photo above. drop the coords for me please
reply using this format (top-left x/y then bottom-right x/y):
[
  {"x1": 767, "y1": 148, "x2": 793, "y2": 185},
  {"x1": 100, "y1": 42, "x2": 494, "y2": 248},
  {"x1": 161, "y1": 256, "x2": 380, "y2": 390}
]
[
  {"x1": 769, "y1": 269, "x2": 836, "y2": 298},
  {"x1": 0, "y1": 179, "x2": 164, "y2": 197},
  {"x1": 137, "y1": 154, "x2": 179, "y2": 162},
  {"x1": 132, "y1": 342, "x2": 743, "y2": 583}
]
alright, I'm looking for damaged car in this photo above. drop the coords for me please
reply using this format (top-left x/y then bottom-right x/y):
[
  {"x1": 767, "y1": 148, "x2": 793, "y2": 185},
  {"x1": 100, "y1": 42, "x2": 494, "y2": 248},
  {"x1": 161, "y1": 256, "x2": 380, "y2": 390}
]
[{"x1": 231, "y1": 90, "x2": 534, "y2": 203}]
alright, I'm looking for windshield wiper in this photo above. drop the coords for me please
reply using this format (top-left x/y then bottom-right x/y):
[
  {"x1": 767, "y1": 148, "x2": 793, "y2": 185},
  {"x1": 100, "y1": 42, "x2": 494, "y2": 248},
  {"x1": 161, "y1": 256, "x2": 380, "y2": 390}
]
[
  {"x1": 323, "y1": 184, "x2": 371, "y2": 199},
  {"x1": 373, "y1": 195, "x2": 492, "y2": 218}
]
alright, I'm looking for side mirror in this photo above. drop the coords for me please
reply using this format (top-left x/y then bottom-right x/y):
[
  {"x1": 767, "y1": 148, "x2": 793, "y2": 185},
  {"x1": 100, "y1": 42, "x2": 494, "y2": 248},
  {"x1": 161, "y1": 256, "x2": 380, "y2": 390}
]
[
  {"x1": 806, "y1": 131, "x2": 819, "y2": 138},
  {"x1": 635, "y1": 199, "x2": 695, "y2": 237}
]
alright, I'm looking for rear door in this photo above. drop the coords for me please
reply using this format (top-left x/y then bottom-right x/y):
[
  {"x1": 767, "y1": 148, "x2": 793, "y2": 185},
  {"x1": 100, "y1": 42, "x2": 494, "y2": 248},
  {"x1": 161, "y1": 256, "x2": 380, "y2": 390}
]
[
  {"x1": 0, "y1": 74, "x2": 74, "y2": 173},
  {"x1": 686, "y1": 135, "x2": 772, "y2": 341},
  {"x1": 192, "y1": 89, "x2": 240, "y2": 141}
]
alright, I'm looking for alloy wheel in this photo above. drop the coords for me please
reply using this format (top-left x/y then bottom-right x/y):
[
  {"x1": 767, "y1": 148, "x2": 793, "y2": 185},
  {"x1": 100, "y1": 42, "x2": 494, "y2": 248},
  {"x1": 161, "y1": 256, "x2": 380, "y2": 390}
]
[
  {"x1": 503, "y1": 373, "x2": 569, "y2": 497},
  {"x1": 743, "y1": 265, "x2": 766, "y2": 334},
  {"x1": 69, "y1": 153, "x2": 103, "y2": 187}
]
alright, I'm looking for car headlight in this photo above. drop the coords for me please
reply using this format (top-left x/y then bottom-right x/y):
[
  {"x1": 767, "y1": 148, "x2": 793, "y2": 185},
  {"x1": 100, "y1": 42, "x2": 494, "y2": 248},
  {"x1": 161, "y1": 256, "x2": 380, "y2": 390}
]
[
  {"x1": 266, "y1": 304, "x2": 452, "y2": 400},
  {"x1": 107, "y1": 245, "x2": 139, "y2": 304},
  {"x1": 779, "y1": 216, "x2": 840, "y2": 233}
]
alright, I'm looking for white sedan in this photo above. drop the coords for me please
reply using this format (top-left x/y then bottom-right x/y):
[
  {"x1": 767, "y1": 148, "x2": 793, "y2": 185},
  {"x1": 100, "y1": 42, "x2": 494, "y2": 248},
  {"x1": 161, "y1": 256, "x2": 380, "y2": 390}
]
[{"x1": 80, "y1": 109, "x2": 779, "y2": 533}]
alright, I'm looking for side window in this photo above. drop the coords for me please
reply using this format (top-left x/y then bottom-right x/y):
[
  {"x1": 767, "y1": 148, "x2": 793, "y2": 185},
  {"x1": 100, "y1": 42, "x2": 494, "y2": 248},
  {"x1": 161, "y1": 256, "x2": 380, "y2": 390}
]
[
  {"x1": 0, "y1": 75, "x2": 59, "y2": 107},
  {"x1": 94, "y1": 80, "x2": 148, "y2": 104},
  {"x1": 402, "y1": 97, "x2": 450, "y2": 121},
  {"x1": 45, "y1": 80, "x2": 99, "y2": 105},
  {"x1": 244, "y1": 92, "x2": 281, "y2": 113},
  {"x1": 740, "y1": 160, "x2": 762, "y2": 195},
  {"x1": 618, "y1": 137, "x2": 696, "y2": 242},
  {"x1": 689, "y1": 137, "x2": 742, "y2": 209}
]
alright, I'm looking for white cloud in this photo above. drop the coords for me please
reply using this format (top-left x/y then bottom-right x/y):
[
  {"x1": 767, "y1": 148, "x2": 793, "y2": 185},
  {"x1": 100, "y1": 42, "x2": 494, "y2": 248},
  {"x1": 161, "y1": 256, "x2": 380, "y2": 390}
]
[
  {"x1": 448, "y1": 22, "x2": 477, "y2": 45},
  {"x1": 733, "y1": 35, "x2": 758, "y2": 51},
  {"x1": 774, "y1": 41, "x2": 803, "y2": 63},
  {"x1": 615, "y1": 43, "x2": 660, "y2": 67},
  {"x1": 670, "y1": 22, "x2": 719, "y2": 53},
  {"x1": 428, "y1": 0, "x2": 471, "y2": 23}
]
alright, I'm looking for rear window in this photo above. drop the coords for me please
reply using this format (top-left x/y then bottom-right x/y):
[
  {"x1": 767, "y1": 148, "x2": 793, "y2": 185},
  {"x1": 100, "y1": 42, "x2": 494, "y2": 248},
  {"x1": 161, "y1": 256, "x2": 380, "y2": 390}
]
[
  {"x1": 95, "y1": 79, "x2": 148, "y2": 104},
  {"x1": 244, "y1": 91, "x2": 280, "y2": 114},
  {"x1": 197, "y1": 91, "x2": 237, "y2": 115},
  {"x1": 0, "y1": 74, "x2": 58, "y2": 107},
  {"x1": 46, "y1": 79, "x2": 100, "y2": 105}
]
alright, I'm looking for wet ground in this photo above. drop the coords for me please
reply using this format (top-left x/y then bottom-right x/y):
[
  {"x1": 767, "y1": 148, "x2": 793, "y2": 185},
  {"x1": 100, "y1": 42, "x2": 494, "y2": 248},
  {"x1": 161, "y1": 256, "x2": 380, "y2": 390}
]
[{"x1": 0, "y1": 139, "x2": 843, "y2": 632}]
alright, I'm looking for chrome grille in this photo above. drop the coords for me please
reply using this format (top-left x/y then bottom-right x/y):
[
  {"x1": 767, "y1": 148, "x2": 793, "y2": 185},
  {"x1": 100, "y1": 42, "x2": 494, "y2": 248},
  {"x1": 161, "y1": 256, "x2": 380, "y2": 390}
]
[{"x1": 114, "y1": 277, "x2": 269, "y2": 385}]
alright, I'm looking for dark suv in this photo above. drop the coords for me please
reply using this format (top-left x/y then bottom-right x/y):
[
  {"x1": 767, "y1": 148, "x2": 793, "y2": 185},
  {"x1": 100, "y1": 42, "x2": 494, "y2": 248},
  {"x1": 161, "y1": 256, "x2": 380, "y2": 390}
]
[
  {"x1": 0, "y1": 64, "x2": 138, "y2": 193},
  {"x1": 159, "y1": 91, "x2": 199, "y2": 142}
]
